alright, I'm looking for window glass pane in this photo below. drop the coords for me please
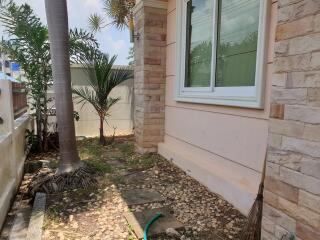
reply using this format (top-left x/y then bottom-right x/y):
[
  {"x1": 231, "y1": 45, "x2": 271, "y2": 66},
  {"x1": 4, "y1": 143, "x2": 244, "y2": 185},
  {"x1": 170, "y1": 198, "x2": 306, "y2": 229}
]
[
  {"x1": 216, "y1": 0, "x2": 260, "y2": 87},
  {"x1": 185, "y1": 0, "x2": 213, "y2": 88}
]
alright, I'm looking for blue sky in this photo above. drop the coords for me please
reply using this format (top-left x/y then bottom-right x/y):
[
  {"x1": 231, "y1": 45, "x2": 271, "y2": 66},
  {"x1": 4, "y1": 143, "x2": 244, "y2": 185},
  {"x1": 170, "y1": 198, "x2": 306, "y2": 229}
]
[{"x1": 0, "y1": 0, "x2": 132, "y2": 65}]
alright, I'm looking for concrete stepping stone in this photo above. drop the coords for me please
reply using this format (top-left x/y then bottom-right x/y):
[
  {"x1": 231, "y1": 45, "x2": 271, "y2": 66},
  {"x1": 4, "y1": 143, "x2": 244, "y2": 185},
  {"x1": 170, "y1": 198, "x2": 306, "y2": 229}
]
[
  {"x1": 122, "y1": 189, "x2": 164, "y2": 206},
  {"x1": 124, "y1": 171, "x2": 149, "y2": 184},
  {"x1": 124, "y1": 207, "x2": 184, "y2": 239}
]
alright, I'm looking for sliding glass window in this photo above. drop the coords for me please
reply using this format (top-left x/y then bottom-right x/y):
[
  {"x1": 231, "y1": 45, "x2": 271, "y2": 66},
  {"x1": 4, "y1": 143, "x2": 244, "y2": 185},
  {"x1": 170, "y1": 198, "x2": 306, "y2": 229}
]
[{"x1": 177, "y1": 0, "x2": 267, "y2": 108}]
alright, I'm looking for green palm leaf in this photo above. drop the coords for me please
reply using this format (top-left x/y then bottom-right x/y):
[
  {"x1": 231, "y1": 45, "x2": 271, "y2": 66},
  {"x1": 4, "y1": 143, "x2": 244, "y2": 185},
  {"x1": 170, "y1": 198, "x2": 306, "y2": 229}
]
[
  {"x1": 88, "y1": 13, "x2": 106, "y2": 33},
  {"x1": 104, "y1": 0, "x2": 129, "y2": 30},
  {"x1": 72, "y1": 50, "x2": 133, "y2": 145}
]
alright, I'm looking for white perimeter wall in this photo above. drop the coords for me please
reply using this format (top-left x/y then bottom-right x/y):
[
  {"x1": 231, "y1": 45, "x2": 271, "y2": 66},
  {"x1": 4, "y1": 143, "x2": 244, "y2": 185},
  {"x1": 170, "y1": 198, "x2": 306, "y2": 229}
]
[
  {"x1": 0, "y1": 79, "x2": 32, "y2": 229},
  {"x1": 48, "y1": 65, "x2": 134, "y2": 138}
]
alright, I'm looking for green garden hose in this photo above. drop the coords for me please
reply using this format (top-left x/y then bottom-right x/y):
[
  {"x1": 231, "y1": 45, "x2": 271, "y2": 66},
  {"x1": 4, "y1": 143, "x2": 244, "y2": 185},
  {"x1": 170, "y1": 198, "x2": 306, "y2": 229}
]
[{"x1": 143, "y1": 212, "x2": 164, "y2": 240}]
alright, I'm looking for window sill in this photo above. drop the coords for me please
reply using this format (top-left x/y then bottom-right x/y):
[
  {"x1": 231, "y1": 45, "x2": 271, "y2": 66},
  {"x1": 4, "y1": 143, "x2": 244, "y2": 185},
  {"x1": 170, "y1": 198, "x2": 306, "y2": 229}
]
[{"x1": 174, "y1": 95, "x2": 265, "y2": 109}]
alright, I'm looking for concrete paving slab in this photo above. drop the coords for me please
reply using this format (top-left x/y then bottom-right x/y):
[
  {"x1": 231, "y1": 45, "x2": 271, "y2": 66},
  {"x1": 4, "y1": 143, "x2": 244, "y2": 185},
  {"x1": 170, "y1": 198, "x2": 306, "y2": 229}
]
[
  {"x1": 124, "y1": 207, "x2": 184, "y2": 239},
  {"x1": 124, "y1": 172, "x2": 149, "y2": 184},
  {"x1": 122, "y1": 189, "x2": 164, "y2": 206}
]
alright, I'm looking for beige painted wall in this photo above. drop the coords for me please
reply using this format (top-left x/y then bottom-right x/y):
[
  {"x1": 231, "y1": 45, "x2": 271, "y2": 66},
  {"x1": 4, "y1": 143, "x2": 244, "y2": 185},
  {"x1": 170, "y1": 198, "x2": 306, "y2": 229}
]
[
  {"x1": 0, "y1": 79, "x2": 32, "y2": 229},
  {"x1": 158, "y1": 0, "x2": 277, "y2": 214},
  {"x1": 48, "y1": 65, "x2": 134, "y2": 137}
]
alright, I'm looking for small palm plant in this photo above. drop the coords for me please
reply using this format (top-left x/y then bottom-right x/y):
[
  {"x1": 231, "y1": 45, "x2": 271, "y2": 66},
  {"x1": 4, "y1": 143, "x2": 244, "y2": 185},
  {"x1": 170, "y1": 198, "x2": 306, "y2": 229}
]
[{"x1": 73, "y1": 50, "x2": 133, "y2": 145}]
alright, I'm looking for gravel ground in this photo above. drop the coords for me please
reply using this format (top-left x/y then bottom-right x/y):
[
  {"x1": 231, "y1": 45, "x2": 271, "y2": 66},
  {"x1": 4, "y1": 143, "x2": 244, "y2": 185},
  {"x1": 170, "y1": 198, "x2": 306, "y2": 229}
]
[
  {"x1": 1, "y1": 137, "x2": 247, "y2": 240},
  {"x1": 43, "y1": 137, "x2": 247, "y2": 240}
]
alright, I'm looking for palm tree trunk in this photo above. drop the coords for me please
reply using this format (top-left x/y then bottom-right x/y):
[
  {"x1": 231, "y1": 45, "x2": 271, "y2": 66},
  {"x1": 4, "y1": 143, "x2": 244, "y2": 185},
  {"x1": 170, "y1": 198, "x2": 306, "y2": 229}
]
[
  {"x1": 42, "y1": 82, "x2": 48, "y2": 152},
  {"x1": 36, "y1": 105, "x2": 43, "y2": 152},
  {"x1": 99, "y1": 115, "x2": 106, "y2": 145},
  {"x1": 45, "y1": 0, "x2": 81, "y2": 173}
]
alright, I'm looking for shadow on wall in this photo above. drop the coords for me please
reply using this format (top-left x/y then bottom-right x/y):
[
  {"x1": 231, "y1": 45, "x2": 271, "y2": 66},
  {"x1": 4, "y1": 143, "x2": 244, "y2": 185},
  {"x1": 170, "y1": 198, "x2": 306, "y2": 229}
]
[{"x1": 47, "y1": 65, "x2": 134, "y2": 138}]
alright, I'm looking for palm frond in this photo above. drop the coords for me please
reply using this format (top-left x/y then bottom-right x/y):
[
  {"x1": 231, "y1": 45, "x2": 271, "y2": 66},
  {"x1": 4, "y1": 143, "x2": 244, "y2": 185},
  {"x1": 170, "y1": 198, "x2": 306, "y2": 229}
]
[
  {"x1": 88, "y1": 13, "x2": 105, "y2": 33},
  {"x1": 69, "y1": 28, "x2": 99, "y2": 63},
  {"x1": 74, "y1": 50, "x2": 133, "y2": 124},
  {"x1": 72, "y1": 87, "x2": 100, "y2": 112},
  {"x1": 87, "y1": 0, "x2": 135, "y2": 31},
  {"x1": 105, "y1": 97, "x2": 120, "y2": 112},
  {"x1": 107, "y1": 66, "x2": 133, "y2": 94},
  {"x1": 103, "y1": 0, "x2": 130, "y2": 30}
]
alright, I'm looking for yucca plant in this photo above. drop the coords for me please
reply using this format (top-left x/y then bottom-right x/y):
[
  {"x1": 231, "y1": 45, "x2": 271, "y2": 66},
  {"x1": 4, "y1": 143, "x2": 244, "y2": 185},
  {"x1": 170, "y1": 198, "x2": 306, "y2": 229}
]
[{"x1": 73, "y1": 50, "x2": 133, "y2": 145}]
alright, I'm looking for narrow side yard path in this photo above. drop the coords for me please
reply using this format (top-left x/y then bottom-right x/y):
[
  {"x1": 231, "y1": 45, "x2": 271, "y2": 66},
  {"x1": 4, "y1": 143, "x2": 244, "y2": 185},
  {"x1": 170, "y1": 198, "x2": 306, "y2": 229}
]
[{"x1": 1, "y1": 136, "x2": 247, "y2": 240}]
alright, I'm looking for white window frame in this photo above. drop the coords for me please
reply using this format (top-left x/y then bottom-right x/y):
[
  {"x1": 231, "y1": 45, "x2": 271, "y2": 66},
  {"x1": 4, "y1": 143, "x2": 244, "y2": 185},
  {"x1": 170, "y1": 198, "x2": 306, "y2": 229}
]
[{"x1": 175, "y1": 0, "x2": 270, "y2": 109}]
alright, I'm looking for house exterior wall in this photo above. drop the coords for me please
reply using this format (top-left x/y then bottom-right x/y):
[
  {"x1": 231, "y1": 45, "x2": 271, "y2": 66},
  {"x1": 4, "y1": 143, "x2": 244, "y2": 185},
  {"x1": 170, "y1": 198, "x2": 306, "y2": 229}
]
[
  {"x1": 262, "y1": 1, "x2": 320, "y2": 239},
  {"x1": 134, "y1": 0, "x2": 320, "y2": 236},
  {"x1": 156, "y1": 0, "x2": 277, "y2": 214}
]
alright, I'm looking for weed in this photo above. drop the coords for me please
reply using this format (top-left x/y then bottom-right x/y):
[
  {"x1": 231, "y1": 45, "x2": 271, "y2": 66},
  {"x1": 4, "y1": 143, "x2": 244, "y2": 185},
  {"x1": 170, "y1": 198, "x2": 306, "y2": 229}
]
[
  {"x1": 84, "y1": 160, "x2": 112, "y2": 174},
  {"x1": 126, "y1": 153, "x2": 158, "y2": 170},
  {"x1": 108, "y1": 174, "x2": 125, "y2": 185},
  {"x1": 77, "y1": 138, "x2": 113, "y2": 174},
  {"x1": 118, "y1": 141, "x2": 135, "y2": 155}
]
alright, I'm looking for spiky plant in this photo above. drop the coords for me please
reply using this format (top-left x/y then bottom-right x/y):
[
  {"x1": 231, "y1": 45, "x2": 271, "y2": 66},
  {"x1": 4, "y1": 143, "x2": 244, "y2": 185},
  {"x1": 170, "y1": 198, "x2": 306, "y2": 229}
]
[
  {"x1": 88, "y1": 0, "x2": 135, "y2": 32},
  {"x1": 73, "y1": 50, "x2": 133, "y2": 145}
]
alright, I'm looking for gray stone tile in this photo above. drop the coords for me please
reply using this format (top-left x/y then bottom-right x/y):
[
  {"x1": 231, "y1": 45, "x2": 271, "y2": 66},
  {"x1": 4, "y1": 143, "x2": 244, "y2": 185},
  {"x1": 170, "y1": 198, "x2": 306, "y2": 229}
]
[{"x1": 122, "y1": 189, "x2": 164, "y2": 206}]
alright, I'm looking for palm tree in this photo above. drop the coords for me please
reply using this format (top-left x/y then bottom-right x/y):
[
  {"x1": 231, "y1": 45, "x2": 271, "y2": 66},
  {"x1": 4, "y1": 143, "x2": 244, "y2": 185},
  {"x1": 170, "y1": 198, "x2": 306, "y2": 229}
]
[
  {"x1": 73, "y1": 50, "x2": 133, "y2": 145},
  {"x1": 44, "y1": 0, "x2": 81, "y2": 173},
  {"x1": 1, "y1": 1, "x2": 98, "y2": 153},
  {"x1": 88, "y1": 0, "x2": 135, "y2": 32}
]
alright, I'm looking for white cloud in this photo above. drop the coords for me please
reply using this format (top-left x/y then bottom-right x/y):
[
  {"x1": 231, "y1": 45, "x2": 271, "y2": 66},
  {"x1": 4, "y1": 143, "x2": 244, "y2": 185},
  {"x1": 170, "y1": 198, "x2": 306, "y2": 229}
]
[
  {"x1": 112, "y1": 39, "x2": 126, "y2": 51},
  {"x1": 96, "y1": 31, "x2": 131, "y2": 65}
]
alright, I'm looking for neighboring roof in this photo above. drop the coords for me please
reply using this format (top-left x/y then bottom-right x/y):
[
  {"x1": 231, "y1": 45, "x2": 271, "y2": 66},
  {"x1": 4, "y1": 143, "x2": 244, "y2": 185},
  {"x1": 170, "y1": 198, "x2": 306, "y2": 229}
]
[{"x1": 0, "y1": 72, "x2": 19, "y2": 82}]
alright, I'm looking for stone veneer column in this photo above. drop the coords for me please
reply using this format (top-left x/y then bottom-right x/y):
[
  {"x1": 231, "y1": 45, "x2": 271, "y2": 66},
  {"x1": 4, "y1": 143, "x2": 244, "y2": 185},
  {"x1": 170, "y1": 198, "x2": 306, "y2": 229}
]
[
  {"x1": 133, "y1": 0, "x2": 167, "y2": 153},
  {"x1": 262, "y1": 1, "x2": 320, "y2": 239}
]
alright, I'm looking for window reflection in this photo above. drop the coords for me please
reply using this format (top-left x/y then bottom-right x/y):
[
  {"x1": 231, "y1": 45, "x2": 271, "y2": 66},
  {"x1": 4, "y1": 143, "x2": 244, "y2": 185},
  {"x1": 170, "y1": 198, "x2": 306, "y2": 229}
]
[
  {"x1": 184, "y1": 0, "x2": 260, "y2": 88},
  {"x1": 185, "y1": 0, "x2": 213, "y2": 88},
  {"x1": 216, "y1": 0, "x2": 260, "y2": 87}
]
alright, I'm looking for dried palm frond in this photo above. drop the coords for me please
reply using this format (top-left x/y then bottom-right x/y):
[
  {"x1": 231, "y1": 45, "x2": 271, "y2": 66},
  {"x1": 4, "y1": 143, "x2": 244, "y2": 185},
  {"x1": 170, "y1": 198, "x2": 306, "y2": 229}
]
[{"x1": 28, "y1": 166, "x2": 99, "y2": 196}]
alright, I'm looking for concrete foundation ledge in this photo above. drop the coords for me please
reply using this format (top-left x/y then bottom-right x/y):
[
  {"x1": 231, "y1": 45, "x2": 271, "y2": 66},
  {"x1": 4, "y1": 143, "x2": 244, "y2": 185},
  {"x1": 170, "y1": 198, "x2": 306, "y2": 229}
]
[
  {"x1": 158, "y1": 137, "x2": 260, "y2": 215},
  {"x1": 14, "y1": 114, "x2": 30, "y2": 129},
  {"x1": 26, "y1": 193, "x2": 46, "y2": 240}
]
